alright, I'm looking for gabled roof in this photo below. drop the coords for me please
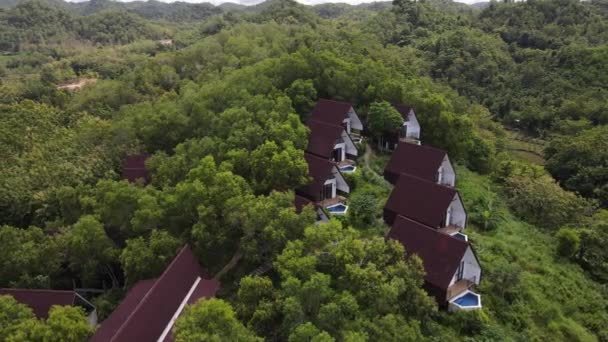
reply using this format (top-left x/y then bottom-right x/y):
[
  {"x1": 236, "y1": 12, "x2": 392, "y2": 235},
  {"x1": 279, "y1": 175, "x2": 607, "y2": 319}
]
[
  {"x1": 308, "y1": 99, "x2": 353, "y2": 127},
  {"x1": 297, "y1": 153, "x2": 336, "y2": 202},
  {"x1": 387, "y1": 215, "x2": 469, "y2": 289},
  {"x1": 0, "y1": 289, "x2": 78, "y2": 319},
  {"x1": 384, "y1": 173, "x2": 456, "y2": 228},
  {"x1": 392, "y1": 103, "x2": 415, "y2": 121},
  {"x1": 294, "y1": 194, "x2": 314, "y2": 213},
  {"x1": 385, "y1": 142, "x2": 447, "y2": 183},
  {"x1": 122, "y1": 154, "x2": 150, "y2": 183},
  {"x1": 91, "y1": 245, "x2": 219, "y2": 342},
  {"x1": 305, "y1": 119, "x2": 345, "y2": 159}
]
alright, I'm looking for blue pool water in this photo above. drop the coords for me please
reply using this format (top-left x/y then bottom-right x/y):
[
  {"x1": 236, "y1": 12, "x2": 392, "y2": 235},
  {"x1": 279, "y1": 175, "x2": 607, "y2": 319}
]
[
  {"x1": 339, "y1": 165, "x2": 356, "y2": 172},
  {"x1": 454, "y1": 292, "x2": 479, "y2": 307},
  {"x1": 327, "y1": 204, "x2": 348, "y2": 214},
  {"x1": 453, "y1": 232, "x2": 468, "y2": 241}
]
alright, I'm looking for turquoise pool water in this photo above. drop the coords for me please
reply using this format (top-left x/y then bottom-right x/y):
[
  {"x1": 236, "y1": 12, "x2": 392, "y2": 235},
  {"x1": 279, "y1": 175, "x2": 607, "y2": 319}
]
[
  {"x1": 327, "y1": 204, "x2": 348, "y2": 214},
  {"x1": 454, "y1": 292, "x2": 479, "y2": 307},
  {"x1": 453, "y1": 232, "x2": 468, "y2": 241}
]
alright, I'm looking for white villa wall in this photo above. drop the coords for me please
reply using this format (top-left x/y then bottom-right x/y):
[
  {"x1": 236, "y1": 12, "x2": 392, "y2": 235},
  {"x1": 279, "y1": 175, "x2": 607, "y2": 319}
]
[
  {"x1": 347, "y1": 107, "x2": 363, "y2": 131},
  {"x1": 448, "y1": 193, "x2": 466, "y2": 229},
  {"x1": 333, "y1": 166, "x2": 350, "y2": 193},
  {"x1": 341, "y1": 131, "x2": 358, "y2": 157},
  {"x1": 439, "y1": 156, "x2": 456, "y2": 187},
  {"x1": 334, "y1": 142, "x2": 346, "y2": 161},
  {"x1": 448, "y1": 247, "x2": 481, "y2": 286},
  {"x1": 405, "y1": 110, "x2": 421, "y2": 139},
  {"x1": 323, "y1": 178, "x2": 337, "y2": 198}
]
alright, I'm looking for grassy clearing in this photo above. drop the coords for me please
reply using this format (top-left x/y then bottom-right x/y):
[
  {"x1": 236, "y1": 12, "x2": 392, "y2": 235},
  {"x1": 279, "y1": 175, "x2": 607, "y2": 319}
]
[
  {"x1": 457, "y1": 167, "x2": 608, "y2": 341},
  {"x1": 504, "y1": 130, "x2": 546, "y2": 165}
]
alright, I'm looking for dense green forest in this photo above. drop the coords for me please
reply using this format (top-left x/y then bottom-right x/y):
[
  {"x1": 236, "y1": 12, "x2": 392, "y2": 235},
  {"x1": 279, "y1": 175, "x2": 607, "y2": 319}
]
[{"x1": 1, "y1": 0, "x2": 607, "y2": 340}]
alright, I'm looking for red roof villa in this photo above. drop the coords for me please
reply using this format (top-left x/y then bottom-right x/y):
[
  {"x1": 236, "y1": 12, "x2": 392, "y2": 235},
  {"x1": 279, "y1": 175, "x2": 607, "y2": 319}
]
[
  {"x1": 309, "y1": 99, "x2": 363, "y2": 139},
  {"x1": 383, "y1": 173, "x2": 466, "y2": 234},
  {"x1": 387, "y1": 215, "x2": 481, "y2": 310},
  {"x1": 294, "y1": 194, "x2": 329, "y2": 222},
  {"x1": 384, "y1": 142, "x2": 455, "y2": 187},
  {"x1": 91, "y1": 245, "x2": 219, "y2": 342},
  {"x1": 122, "y1": 154, "x2": 150, "y2": 183},
  {"x1": 306, "y1": 119, "x2": 358, "y2": 173},
  {"x1": 297, "y1": 152, "x2": 350, "y2": 216},
  {"x1": 0, "y1": 288, "x2": 97, "y2": 325}
]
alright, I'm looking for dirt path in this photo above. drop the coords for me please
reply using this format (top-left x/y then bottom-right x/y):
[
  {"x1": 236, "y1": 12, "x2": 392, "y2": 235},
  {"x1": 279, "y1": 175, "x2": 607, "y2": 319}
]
[
  {"x1": 213, "y1": 251, "x2": 243, "y2": 281},
  {"x1": 363, "y1": 143, "x2": 373, "y2": 167}
]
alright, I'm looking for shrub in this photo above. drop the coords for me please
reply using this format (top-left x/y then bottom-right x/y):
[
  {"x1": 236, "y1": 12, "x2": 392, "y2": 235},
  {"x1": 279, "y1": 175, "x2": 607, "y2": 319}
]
[{"x1": 556, "y1": 228, "x2": 580, "y2": 258}]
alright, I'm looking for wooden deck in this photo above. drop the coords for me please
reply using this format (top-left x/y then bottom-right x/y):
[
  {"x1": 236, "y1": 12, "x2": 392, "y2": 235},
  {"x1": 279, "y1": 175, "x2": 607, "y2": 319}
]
[
  {"x1": 447, "y1": 279, "x2": 475, "y2": 300},
  {"x1": 399, "y1": 137, "x2": 421, "y2": 145},
  {"x1": 317, "y1": 195, "x2": 346, "y2": 208},
  {"x1": 337, "y1": 159, "x2": 355, "y2": 167}
]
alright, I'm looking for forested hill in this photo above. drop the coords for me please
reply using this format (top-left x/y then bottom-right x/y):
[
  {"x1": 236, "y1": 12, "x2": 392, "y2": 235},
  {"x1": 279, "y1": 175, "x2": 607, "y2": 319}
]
[{"x1": 1, "y1": 0, "x2": 608, "y2": 340}]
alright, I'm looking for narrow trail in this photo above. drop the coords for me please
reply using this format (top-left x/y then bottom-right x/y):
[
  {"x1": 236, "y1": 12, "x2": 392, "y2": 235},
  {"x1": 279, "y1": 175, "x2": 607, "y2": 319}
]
[
  {"x1": 363, "y1": 142, "x2": 373, "y2": 167},
  {"x1": 213, "y1": 251, "x2": 243, "y2": 281}
]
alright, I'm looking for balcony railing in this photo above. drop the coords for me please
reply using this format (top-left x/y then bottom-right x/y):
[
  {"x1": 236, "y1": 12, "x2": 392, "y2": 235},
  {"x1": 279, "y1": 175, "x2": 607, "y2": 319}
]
[{"x1": 438, "y1": 225, "x2": 463, "y2": 235}]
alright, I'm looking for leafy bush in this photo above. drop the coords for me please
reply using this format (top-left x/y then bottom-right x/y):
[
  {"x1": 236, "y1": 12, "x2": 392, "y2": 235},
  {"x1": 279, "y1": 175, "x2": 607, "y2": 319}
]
[
  {"x1": 503, "y1": 174, "x2": 593, "y2": 230},
  {"x1": 556, "y1": 227, "x2": 581, "y2": 258}
]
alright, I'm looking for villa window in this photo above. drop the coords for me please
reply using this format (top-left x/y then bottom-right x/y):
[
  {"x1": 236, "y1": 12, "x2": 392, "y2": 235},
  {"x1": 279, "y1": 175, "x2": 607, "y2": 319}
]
[{"x1": 456, "y1": 260, "x2": 464, "y2": 281}]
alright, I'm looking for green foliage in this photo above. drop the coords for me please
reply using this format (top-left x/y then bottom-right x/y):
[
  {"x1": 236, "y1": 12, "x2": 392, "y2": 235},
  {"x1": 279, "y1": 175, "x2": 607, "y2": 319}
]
[
  {"x1": 367, "y1": 101, "x2": 403, "y2": 139},
  {"x1": 503, "y1": 174, "x2": 593, "y2": 230},
  {"x1": 174, "y1": 298, "x2": 263, "y2": 342},
  {"x1": 66, "y1": 215, "x2": 119, "y2": 285},
  {"x1": 576, "y1": 210, "x2": 608, "y2": 283},
  {"x1": 545, "y1": 125, "x2": 608, "y2": 207},
  {"x1": 237, "y1": 220, "x2": 435, "y2": 340},
  {"x1": 457, "y1": 168, "x2": 608, "y2": 340},
  {"x1": 227, "y1": 191, "x2": 315, "y2": 263},
  {"x1": 0, "y1": 295, "x2": 93, "y2": 342},
  {"x1": 556, "y1": 227, "x2": 580, "y2": 258},
  {"x1": 120, "y1": 230, "x2": 181, "y2": 286},
  {"x1": 0, "y1": 225, "x2": 64, "y2": 288}
]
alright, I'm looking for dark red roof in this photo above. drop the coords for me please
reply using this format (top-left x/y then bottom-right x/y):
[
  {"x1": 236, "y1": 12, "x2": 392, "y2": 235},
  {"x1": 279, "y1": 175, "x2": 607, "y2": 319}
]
[
  {"x1": 296, "y1": 153, "x2": 336, "y2": 202},
  {"x1": 294, "y1": 195, "x2": 314, "y2": 213},
  {"x1": 91, "y1": 245, "x2": 219, "y2": 342},
  {"x1": 305, "y1": 119, "x2": 344, "y2": 159},
  {"x1": 384, "y1": 173, "x2": 456, "y2": 228},
  {"x1": 308, "y1": 99, "x2": 353, "y2": 127},
  {"x1": 387, "y1": 215, "x2": 468, "y2": 289},
  {"x1": 122, "y1": 154, "x2": 149, "y2": 183},
  {"x1": 0, "y1": 289, "x2": 76, "y2": 319},
  {"x1": 392, "y1": 103, "x2": 415, "y2": 121},
  {"x1": 384, "y1": 142, "x2": 446, "y2": 183}
]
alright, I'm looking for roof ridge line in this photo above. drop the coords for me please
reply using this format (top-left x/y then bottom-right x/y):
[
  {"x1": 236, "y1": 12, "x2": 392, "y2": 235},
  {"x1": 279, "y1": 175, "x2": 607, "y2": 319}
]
[{"x1": 111, "y1": 244, "x2": 191, "y2": 341}]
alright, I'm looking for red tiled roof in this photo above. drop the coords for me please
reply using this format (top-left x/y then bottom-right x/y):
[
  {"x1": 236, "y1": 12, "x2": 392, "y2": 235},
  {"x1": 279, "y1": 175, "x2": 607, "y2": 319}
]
[
  {"x1": 384, "y1": 173, "x2": 456, "y2": 228},
  {"x1": 296, "y1": 153, "x2": 336, "y2": 202},
  {"x1": 387, "y1": 215, "x2": 468, "y2": 289},
  {"x1": 0, "y1": 289, "x2": 76, "y2": 319},
  {"x1": 91, "y1": 245, "x2": 219, "y2": 342},
  {"x1": 308, "y1": 99, "x2": 353, "y2": 127},
  {"x1": 305, "y1": 119, "x2": 344, "y2": 160},
  {"x1": 392, "y1": 103, "x2": 415, "y2": 121},
  {"x1": 122, "y1": 154, "x2": 149, "y2": 183},
  {"x1": 384, "y1": 142, "x2": 446, "y2": 184}
]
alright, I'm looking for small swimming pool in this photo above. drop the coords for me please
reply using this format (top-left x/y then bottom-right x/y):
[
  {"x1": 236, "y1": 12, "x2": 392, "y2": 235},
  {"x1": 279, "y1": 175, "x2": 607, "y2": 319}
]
[
  {"x1": 452, "y1": 232, "x2": 468, "y2": 242},
  {"x1": 326, "y1": 203, "x2": 348, "y2": 215},
  {"x1": 449, "y1": 290, "x2": 481, "y2": 311},
  {"x1": 339, "y1": 165, "x2": 357, "y2": 173},
  {"x1": 454, "y1": 292, "x2": 479, "y2": 306}
]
